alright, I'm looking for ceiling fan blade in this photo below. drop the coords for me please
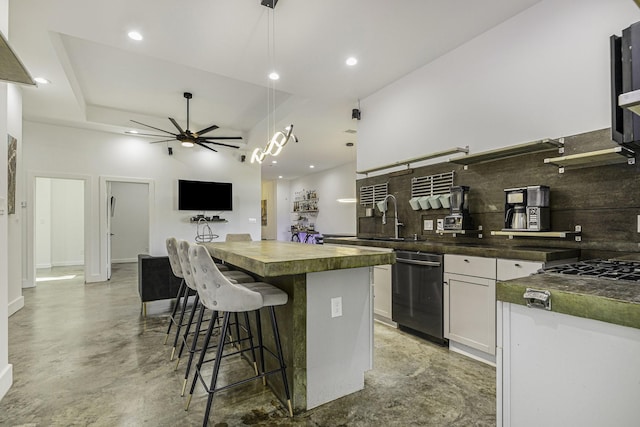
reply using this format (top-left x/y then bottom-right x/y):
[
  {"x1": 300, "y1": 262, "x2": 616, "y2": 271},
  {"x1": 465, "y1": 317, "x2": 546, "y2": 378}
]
[
  {"x1": 130, "y1": 120, "x2": 175, "y2": 136},
  {"x1": 195, "y1": 124, "x2": 219, "y2": 136},
  {"x1": 195, "y1": 141, "x2": 217, "y2": 152},
  {"x1": 131, "y1": 132, "x2": 177, "y2": 138},
  {"x1": 168, "y1": 117, "x2": 186, "y2": 135},
  {"x1": 149, "y1": 139, "x2": 176, "y2": 144},
  {"x1": 200, "y1": 136, "x2": 243, "y2": 140},
  {"x1": 200, "y1": 140, "x2": 241, "y2": 149}
]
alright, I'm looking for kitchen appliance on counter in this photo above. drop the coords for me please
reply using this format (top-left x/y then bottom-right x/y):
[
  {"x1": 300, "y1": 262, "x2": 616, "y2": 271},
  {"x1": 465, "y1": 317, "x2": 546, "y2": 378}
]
[
  {"x1": 443, "y1": 186, "x2": 473, "y2": 230},
  {"x1": 392, "y1": 250, "x2": 445, "y2": 343},
  {"x1": 503, "y1": 185, "x2": 550, "y2": 231}
]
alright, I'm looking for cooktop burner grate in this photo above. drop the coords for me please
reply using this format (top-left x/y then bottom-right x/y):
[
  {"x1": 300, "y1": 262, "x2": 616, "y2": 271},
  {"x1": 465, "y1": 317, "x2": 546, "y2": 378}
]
[{"x1": 542, "y1": 260, "x2": 640, "y2": 282}]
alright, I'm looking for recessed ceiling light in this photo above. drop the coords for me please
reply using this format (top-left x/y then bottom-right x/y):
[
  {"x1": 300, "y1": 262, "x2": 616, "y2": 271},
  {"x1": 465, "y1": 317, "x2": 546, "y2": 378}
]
[
  {"x1": 128, "y1": 31, "x2": 143, "y2": 41},
  {"x1": 34, "y1": 77, "x2": 50, "y2": 84},
  {"x1": 309, "y1": 165, "x2": 315, "y2": 168},
  {"x1": 269, "y1": 71, "x2": 280, "y2": 80},
  {"x1": 272, "y1": 160, "x2": 278, "y2": 164},
  {"x1": 278, "y1": 175, "x2": 283, "y2": 179},
  {"x1": 346, "y1": 57, "x2": 358, "y2": 66}
]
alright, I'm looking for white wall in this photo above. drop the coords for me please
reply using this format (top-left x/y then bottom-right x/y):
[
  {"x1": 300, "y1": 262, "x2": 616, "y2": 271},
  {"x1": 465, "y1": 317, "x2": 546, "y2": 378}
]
[
  {"x1": 34, "y1": 178, "x2": 51, "y2": 268},
  {"x1": 0, "y1": 0, "x2": 13, "y2": 402},
  {"x1": 110, "y1": 181, "x2": 149, "y2": 262},
  {"x1": 358, "y1": 0, "x2": 640, "y2": 173},
  {"x1": 35, "y1": 178, "x2": 85, "y2": 268},
  {"x1": 261, "y1": 180, "x2": 276, "y2": 240},
  {"x1": 22, "y1": 121, "x2": 262, "y2": 285},
  {"x1": 276, "y1": 179, "x2": 291, "y2": 241},
  {"x1": 7, "y1": 84, "x2": 23, "y2": 316},
  {"x1": 50, "y1": 179, "x2": 84, "y2": 267},
  {"x1": 288, "y1": 162, "x2": 356, "y2": 236}
]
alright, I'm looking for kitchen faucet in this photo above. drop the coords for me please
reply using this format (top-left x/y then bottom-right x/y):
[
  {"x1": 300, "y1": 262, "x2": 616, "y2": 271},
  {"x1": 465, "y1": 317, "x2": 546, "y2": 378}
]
[{"x1": 381, "y1": 194, "x2": 404, "y2": 239}]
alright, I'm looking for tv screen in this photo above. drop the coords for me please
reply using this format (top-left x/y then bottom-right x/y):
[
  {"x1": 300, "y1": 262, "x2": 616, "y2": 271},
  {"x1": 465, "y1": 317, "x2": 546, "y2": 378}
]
[{"x1": 178, "y1": 180, "x2": 233, "y2": 211}]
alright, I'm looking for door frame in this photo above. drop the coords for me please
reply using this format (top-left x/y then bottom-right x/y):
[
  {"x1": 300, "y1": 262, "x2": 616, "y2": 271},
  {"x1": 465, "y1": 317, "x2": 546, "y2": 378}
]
[
  {"x1": 26, "y1": 171, "x2": 92, "y2": 288},
  {"x1": 99, "y1": 176, "x2": 154, "y2": 281}
]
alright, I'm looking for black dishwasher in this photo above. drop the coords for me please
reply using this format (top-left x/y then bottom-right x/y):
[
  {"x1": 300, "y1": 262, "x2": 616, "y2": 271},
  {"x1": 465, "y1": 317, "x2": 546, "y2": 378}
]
[{"x1": 392, "y1": 251, "x2": 445, "y2": 343}]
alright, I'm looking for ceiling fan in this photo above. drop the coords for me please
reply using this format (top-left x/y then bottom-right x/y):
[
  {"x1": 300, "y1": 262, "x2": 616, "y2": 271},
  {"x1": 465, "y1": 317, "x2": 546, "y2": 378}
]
[{"x1": 129, "y1": 92, "x2": 242, "y2": 152}]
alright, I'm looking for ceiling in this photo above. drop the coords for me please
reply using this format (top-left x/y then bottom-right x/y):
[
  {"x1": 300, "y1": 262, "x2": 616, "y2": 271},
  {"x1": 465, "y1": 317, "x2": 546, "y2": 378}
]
[{"x1": 7, "y1": 0, "x2": 540, "y2": 180}]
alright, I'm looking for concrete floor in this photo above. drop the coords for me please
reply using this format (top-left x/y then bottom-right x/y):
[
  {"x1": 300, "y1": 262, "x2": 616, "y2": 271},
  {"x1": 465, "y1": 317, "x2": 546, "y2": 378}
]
[{"x1": 0, "y1": 263, "x2": 496, "y2": 426}]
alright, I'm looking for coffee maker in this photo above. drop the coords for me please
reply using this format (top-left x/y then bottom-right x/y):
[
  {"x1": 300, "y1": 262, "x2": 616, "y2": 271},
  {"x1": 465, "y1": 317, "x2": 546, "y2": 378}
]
[
  {"x1": 444, "y1": 186, "x2": 474, "y2": 230},
  {"x1": 503, "y1": 185, "x2": 550, "y2": 231}
]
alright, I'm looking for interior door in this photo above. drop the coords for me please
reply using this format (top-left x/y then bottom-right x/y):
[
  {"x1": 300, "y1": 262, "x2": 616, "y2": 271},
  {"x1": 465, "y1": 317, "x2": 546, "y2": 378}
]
[{"x1": 106, "y1": 182, "x2": 114, "y2": 280}]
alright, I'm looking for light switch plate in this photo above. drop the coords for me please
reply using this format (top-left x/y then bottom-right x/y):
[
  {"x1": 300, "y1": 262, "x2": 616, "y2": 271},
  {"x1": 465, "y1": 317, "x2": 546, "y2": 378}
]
[
  {"x1": 423, "y1": 219, "x2": 434, "y2": 231},
  {"x1": 437, "y1": 218, "x2": 444, "y2": 231},
  {"x1": 249, "y1": 217, "x2": 257, "y2": 223},
  {"x1": 637, "y1": 215, "x2": 640, "y2": 233},
  {"x1": 331, "y1": 297, "x2": 342, "y2": 318},
  {"x1": 0, "y1": 197, "x2": 5, "y2": 215}
]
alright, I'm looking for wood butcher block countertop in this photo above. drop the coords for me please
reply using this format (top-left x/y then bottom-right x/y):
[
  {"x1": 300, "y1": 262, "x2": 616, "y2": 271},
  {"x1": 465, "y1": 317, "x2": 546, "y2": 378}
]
[{"x1": 201, "y1": 241, "x2": 396, "y2": 278}]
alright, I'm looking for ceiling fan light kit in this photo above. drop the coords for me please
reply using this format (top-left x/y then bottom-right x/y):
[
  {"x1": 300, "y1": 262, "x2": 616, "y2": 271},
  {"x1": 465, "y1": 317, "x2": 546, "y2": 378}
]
[{"x1": 128, "y1": 92, "x2": 242, "y2": 153}]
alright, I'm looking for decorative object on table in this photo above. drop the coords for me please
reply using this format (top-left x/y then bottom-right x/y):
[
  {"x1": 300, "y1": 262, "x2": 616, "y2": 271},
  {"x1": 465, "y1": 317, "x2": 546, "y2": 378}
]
[
  {"x1": 7, "y1": 134, "x2": 16, "y2": 214},
  {"x1": 126, "y1": 92, "x2": 242, "y2": 152}
]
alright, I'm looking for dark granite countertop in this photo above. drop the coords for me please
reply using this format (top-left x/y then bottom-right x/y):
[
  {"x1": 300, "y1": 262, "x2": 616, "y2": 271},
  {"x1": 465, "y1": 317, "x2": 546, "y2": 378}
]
[
  {"x1": 202, "y1": 241, "x2": 395, "y2": 277},
  {"x1": 497, "y1": 273, "x2": 640, "y2": 330},
  {"x1": 323, "y1": 237, "x2": 579, "y2": 262}
]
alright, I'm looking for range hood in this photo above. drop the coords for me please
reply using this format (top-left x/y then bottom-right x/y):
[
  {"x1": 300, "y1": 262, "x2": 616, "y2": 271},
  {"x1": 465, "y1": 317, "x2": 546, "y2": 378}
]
[{"x1": 0, "y1": 31, "x2": 35, "y2": 86}]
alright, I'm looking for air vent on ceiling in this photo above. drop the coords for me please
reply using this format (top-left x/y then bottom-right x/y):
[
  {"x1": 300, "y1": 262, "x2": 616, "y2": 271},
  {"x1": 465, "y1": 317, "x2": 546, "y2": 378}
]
[{"x1": 344, "y1": 129, "x2": 357, "y2": 134}]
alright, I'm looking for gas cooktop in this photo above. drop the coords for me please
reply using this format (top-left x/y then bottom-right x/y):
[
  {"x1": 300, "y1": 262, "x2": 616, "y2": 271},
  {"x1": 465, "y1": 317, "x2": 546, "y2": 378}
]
[{"x1": 543, "y1": 259, "x2": 640, "y2": 282}]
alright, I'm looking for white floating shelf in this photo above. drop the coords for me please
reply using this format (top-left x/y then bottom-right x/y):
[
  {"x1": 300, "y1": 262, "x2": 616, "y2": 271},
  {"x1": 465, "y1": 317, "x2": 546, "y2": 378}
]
[
  {"x1": 544, "y1": 146, "x2": 635, "y2": 173},
  {"x1": 449, "y1": 138, "x2": 563, "y2": 166},
  {"x1": 491, "y1": 226, "x2": 582, "y2": 241}
]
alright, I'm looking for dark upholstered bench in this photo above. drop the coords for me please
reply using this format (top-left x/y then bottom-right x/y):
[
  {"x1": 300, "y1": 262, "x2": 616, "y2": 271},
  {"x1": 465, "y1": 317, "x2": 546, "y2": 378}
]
[{"x1": 137, "y1": 254, "x2": 183, "y2": 316}]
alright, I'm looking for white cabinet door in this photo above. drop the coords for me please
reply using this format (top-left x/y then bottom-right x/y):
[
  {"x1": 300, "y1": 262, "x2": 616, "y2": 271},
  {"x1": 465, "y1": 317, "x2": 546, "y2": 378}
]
[
  {"x1": 444, "y1": 272, "x2": 496, "y2": 355},
  {"x1": 373, "y1": 264, "x2": 392, "y2": 320}
]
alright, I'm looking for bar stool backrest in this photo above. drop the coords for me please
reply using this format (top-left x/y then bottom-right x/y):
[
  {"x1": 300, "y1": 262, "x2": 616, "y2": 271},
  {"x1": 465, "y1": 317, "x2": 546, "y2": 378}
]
[
  {"x1": 225, "y1": 233, "x2": 252, "y2": 242},
  {"x1": 177, "y1": 240, "x2": 198, "y2": 291},
  {"x1": 189, "y1": 244, "x2": 263, "y2": 312},
  {"x1": 166, "y1": 237, "x2": 184, "y2": 279}
]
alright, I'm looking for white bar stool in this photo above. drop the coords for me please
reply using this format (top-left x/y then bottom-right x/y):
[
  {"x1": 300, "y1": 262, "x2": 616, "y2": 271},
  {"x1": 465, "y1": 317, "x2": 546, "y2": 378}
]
[
  {"x1": 164, "y1": 237, "x2": 188, "y2": 348},
  {"x1": 185, "y1": 244, "x2": 293, "y2": 426},
  {"x1": 175, "y1": 240, "x2": 256, "y2": 394}
]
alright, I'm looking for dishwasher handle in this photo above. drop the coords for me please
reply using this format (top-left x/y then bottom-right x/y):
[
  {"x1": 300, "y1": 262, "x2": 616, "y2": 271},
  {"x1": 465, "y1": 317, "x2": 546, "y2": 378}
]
[{"x1": 396, "y1": 258, "x2": 441, "y2": 267}]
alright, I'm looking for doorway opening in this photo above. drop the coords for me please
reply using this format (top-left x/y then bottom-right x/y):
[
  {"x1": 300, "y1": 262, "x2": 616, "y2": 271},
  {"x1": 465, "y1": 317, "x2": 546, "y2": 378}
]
[
  {"x1": 104, "y1": 179, "x2": 151, "y2": 280},
  {"x1": 34, "y1": 177, "x2": 85, "y2": 283}
]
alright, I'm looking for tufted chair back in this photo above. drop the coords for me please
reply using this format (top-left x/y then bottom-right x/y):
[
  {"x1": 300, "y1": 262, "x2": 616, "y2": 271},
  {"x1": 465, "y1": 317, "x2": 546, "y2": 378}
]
[
  {"x1": 177, "y1": 240, "x2": 199, "y2": 291},
  {"x1": 166, "y1": 237, "x2": 183, "y2": 279},
  {"x1": 225, "y1": 233, "x2": 252, "y2": 242},
  {"x1": 188, "y1": 244, "x2": 263, "y2": 312}
]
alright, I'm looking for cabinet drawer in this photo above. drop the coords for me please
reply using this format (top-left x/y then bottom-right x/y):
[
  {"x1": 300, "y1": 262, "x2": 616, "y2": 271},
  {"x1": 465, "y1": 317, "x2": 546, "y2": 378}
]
[
  {"x1": 496, "y1": 259, "x2": 543, "y2": 281},
  {"x1": 444, "y1": 254, "x2": 496, "y2": 279}
]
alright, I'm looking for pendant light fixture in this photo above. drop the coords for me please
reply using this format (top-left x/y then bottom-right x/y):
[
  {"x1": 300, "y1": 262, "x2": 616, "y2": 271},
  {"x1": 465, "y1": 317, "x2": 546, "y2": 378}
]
[{"x1": 251, "y1": 0, "x2": 298, "y2": 164}]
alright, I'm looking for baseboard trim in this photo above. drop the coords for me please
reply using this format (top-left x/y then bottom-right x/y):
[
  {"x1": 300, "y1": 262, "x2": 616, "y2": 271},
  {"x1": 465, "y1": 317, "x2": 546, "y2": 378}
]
[
  {"x1": 51, "y1": 261, "x2": 84, "y2": 267},
  {"x1": 36, "y1": 263, "x2": 52, "y2": 269},
  {"x1": 112, "y1": 258, "x2": 137, "y2": 264},
  {"x1": 0, "y1": 363, "x2": 13, "y2": 402},
  {"x1": 449, "y1": 340, "x2": 496, "y2": 367},
  {"x1": 8, "y1": 296, "x2": 24, "y2": 317},
  {"x1": 22, "y1": 279, "x2": 35, "y2": 289}
]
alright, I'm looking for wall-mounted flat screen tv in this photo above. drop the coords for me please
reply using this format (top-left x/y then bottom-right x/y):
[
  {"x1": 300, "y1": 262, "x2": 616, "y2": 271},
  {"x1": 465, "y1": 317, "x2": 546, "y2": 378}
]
[{"x1": 178, "y1": 180, "x2": 233, "y2": 211}]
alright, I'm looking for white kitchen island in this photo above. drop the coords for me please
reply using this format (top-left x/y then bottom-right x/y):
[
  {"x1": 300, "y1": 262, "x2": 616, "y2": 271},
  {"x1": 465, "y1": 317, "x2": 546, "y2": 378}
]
[{"x1": 202, "y1": 241, "x2": 396, "y2": 413}]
